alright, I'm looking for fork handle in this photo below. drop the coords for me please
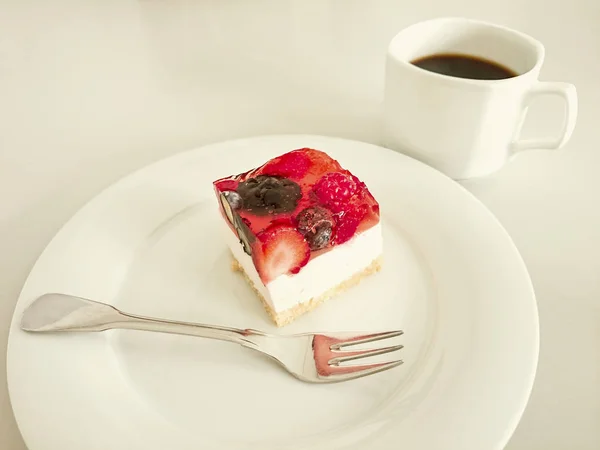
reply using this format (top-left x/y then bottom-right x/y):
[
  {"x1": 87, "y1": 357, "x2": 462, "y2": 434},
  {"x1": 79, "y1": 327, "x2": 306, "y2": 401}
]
[
  {"x1": 107, "y1": 312, "x2": 264, "y2": 350},
  {"x1": 21, "y1": 293, "x2": 266, "y2": 350}
]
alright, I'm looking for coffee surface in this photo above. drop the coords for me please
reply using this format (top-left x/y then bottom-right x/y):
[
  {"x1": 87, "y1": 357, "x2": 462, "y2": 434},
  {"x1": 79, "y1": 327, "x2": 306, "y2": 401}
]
[{"x1": 411, "y1": 53, "x2": 518, "y2": 80}]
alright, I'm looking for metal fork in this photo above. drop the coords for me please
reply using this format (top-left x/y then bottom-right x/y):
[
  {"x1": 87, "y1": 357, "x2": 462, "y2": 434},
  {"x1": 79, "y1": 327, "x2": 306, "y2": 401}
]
[{"x1": 21, "y1": 293, "x2": 404, "y2": 383}]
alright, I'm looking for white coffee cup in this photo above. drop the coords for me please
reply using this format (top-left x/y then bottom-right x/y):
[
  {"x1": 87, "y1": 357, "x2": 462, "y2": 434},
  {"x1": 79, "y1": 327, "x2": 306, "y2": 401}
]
[{"x1": 383, "y1": 17, "x2": 578, "y2": 179}]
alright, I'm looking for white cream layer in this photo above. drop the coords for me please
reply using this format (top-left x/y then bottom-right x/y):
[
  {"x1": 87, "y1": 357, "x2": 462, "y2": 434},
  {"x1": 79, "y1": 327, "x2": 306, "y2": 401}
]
[{"x1": 223, "y1": 220, "x2": 382, "y2": 313}]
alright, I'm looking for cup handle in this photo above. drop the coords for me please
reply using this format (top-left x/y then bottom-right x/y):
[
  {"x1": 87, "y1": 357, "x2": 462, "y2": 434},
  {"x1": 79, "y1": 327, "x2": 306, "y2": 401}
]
[{"x1": 511, "y1": 81, "x2": 578, "y2": 153}]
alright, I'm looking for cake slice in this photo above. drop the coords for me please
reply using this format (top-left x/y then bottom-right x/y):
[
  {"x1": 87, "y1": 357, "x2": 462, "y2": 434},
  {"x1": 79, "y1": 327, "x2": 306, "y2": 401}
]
[{"x1": 213, "y1": 148, "x2": 382, "y2": 326}]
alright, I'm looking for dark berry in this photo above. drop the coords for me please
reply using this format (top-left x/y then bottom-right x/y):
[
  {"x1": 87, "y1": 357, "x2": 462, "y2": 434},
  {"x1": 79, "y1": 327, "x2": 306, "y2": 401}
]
[
  {"x1": 295, "y1": 206, "x2": 335, "y2": 250},
  {"x1": 234, "y1": 214, "x2": 254, "y2": 255},
  {"x1": 220, "y1": 191, "x2": 254, "y2": 255},
  {"x1": 313, "y1": 172, "x2": 358, "y2": 210},
  {"x1": 260, "y1": 150, "x2": 311, "y2": 179},
  {"x1": 223, "y1": 191, "x2": 243, "y2": 210},
  {"x1": 237, "y1": 175, "x2": 302, "y2": 216},
  {"x1": 219, "y1": 191, "x2": 241, "y2": 225}
]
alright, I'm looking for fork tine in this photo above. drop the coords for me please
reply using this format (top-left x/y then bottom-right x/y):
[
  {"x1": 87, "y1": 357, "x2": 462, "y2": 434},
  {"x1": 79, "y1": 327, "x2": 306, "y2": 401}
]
[
  {"x1": 324, "y1": 360, "x2": 404, "y2": 381},
  {"x1": 330, "y1": 330, "x2": 404, "y2": 350},
  {"x1": 328, "y1": 344, "x2": 404, "y2": 365}
]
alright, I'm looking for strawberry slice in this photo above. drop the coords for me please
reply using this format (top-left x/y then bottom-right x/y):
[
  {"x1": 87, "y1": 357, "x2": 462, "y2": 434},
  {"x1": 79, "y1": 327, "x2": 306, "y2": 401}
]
[
  {"x1": 302, "y1": 148, "x2": 342, "y2": 176},
  {"x1": 253, "y1": 224, "x2": 310, "y2": 283},
  {"x1": 258, "y1": 148, "x2": 342, "y2": 179},
  {"x1": 259, "y1": 150, "x2": 311, "y2": 179}
]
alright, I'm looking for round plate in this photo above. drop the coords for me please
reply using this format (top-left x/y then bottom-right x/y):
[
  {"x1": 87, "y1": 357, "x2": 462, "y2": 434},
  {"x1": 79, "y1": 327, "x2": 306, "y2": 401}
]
[{"x1": 7, "y1": 135, "x2": 538, "y2": 450}]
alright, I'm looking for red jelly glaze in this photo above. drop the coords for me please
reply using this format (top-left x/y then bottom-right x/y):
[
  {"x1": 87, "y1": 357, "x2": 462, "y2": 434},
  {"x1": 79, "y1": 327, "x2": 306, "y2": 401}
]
[{"x1": 213, "y1": 148, "x2": 380, "y2": 282}]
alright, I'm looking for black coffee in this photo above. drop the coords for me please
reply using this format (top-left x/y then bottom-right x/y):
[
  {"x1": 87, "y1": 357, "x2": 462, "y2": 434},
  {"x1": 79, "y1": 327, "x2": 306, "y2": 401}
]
[{"x1": 411, "y1": 53, "x2": 517, "y2": 80}]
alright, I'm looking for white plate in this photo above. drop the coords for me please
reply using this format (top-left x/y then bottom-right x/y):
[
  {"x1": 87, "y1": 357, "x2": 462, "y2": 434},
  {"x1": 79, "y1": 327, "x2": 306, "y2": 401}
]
[{"x1": 7, "y1": 135, "x2": 538, "y2": 450}]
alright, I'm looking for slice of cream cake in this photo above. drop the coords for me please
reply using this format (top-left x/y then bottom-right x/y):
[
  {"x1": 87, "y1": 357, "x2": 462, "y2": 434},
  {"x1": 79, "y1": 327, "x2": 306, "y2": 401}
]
[{"x1": 213, "y1": 148, "x2": 382, "y2": 327}]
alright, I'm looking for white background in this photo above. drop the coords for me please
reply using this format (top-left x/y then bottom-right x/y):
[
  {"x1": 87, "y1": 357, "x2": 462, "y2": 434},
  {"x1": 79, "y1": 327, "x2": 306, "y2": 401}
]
[{"x1": 1, "y1": 1, "x2": 598, "y2": 449}]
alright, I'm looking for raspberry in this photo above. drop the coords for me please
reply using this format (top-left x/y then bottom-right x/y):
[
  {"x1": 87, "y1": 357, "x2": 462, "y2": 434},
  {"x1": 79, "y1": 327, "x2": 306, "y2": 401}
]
[
  {"x1": 260, "y1": 150, "x2": 311, "y2": 179},
  {"x1": 350, "y1": 175, "x2": 368, "y2": 198},
  {"x1": 334, "y1": 203, "x2": 369, "y2": 244},
  {"x1": 313, "y1": 172, "x2": 358, "y2": 210},
  {"x1": 351, "y1": 175, "x2": 366, "y2": 189}
]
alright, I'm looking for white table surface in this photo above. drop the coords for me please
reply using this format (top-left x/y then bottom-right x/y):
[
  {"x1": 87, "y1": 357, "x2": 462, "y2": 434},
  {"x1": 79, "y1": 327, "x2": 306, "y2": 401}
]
[{"x1": 1, "y1": 1, "x2": 598, "y2": 449}]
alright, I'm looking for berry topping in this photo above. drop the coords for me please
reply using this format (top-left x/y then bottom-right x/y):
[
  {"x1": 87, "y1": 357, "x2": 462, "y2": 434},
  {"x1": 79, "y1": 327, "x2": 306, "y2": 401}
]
[
  {"x1": 237, "y1": 175, "x2": 302, "y2": 216},
  {"x1": 220, "y1": 190, "x2": 243, "y2": 215},
  {"x1": 334, "y1": 204, "x2": 369, "y2": 245},
  {"x1": 313, "y1": 172, "x2": 358, "y2": 211},
  {"x1": 259, "y1": 150, "x2": 311, "y2": 179},
  {"x1": 300, "y1": 148, "x2": 343, "y2": 175},
  {"x1": 214, "y1": 148, "x2": 380, "y2": 268},
  {"x1": 254, "y1": 224, "x2": 310, "y2": 282},
  {"x1": 295, "y1": 206, "x2": 335, "y2": 250}
]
